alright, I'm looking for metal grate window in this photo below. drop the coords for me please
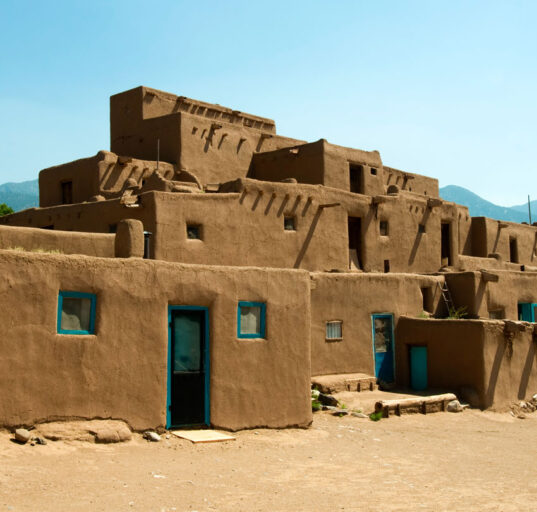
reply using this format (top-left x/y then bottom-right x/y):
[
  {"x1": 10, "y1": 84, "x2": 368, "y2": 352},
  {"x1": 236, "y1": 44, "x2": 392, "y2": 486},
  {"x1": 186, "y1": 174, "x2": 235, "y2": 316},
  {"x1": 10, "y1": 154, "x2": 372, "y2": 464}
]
[{"x1": 325, "y1": 320, "x2": 342, "y2": 341}]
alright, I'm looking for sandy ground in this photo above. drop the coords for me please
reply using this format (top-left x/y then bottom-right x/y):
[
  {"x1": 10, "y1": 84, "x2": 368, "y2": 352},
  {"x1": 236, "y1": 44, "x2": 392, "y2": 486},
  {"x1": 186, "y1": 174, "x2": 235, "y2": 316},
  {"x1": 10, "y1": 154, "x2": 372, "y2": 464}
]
[{"x1": 1, "y1": 406, "x2": 537, "y2": 511}]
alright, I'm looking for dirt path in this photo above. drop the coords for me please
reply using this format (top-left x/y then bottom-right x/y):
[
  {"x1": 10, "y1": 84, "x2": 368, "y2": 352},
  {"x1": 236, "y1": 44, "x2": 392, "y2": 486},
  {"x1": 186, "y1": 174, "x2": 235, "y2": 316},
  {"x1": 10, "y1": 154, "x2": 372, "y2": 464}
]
[{"x1": 1, "y1": 410, "x2": 537, "y2": 511}]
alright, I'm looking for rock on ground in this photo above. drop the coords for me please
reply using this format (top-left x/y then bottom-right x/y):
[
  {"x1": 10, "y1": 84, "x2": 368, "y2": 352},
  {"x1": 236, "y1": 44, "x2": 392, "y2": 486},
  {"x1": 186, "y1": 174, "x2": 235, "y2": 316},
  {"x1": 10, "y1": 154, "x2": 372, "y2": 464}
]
[
  {"x1": 14, "y1": 428, "x2": 31, "y2": 444},
  {"x1": 35, "y1": 420, "x2": 132, "y2": 443}
]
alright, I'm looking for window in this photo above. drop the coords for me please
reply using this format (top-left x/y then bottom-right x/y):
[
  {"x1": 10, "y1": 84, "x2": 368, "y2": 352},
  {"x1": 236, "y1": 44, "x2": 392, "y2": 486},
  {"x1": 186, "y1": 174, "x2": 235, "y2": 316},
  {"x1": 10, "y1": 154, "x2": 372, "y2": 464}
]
[
  {"x1": 418, "y1": 224, "x2": 426, "y2": 234},
  {"x1": 57, "y1": 291, "x2": 96, "y2": 335},
  {"x1": 509, "y1": 237, "x2": 519, "y2": 263},
  {"x1": 109, "y1": 224, "x2": 117, "y2": 233},
  {"x1": 325, "y1": 321, "x2": 342, "y2": 341},
  {"x1": 187, "y1": 224, "x2": 202, "y2": 240},
  {"x1": 370, "y1": 167, "x2": 377, "y2": 176},
  {"x1": 61, "y1": 181, "x2": 73, "y2": 205},
  {"x1": 384, "y1": 260, "x2": 390, "y2": 273},
  {"x1": 284, "y1": 216, "x2": 296, "y2": 231},
  {"x1": 380, "y1": 220, "x2": 389, "y2": 236},
  {"x1": 237, "y1": 301, "x2": 266, "y2": 338}
]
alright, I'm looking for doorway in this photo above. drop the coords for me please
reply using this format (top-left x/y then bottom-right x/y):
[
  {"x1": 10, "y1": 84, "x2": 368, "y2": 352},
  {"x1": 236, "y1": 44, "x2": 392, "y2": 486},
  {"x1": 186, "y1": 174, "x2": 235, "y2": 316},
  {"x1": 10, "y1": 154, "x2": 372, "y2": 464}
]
[
  {"x1": 441, "y1": 222, "x2": 452, "y2": 266},
  {"x1": 372, "y1": 314, "x2": 395, "y2": 383},
  {"x1": 348, "y1": 216, "x2": 363, "y2": 270},
  {"x1": 167, "y1": 306, "x2": 209, "y2": 428},
  {"x1": 349, "y1": 164, "x2": 364, "y2": 194}
]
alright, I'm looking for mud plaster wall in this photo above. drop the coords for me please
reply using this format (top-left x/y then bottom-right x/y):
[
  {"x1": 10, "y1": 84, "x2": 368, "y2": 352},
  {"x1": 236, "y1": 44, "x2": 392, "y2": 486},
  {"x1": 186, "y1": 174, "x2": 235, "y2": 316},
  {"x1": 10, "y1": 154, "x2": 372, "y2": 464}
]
[
  {"x1": 383, "y1": 166, "x2": 439, "y2": 198},
  {"x1": 398, "y1": 318, "x2": 537, "y2": 409},
  {"x1": 481, "y1": 322, "x2": 537, "y2": 409},
  {"x1": 39, "y1": 151, "x2": 176, "y2": 207},
  {"x1": 471, "y1": 217, "x2": 537, "y2": 264},
  {"x1": 153, "y1": 187, "x2": 346, "y2": 271},
  {"x1": 0, "y1": 196, "x2": 157, "y2": 256},
  {"x1": 39, "y1": 155, "x2": 101, "y2": 207},
  {"x1": 0, "y1": 251, "x2": 312, "y2": 431},
  {"x1": 446, "y1": 271, "x2": 537, "y2": 320},
  {"x1": 0, "y1": 225, "x2": 114, "y2": 257},
  {"x1": 397, "y1": 318, "x2": 486, "y2": 404},
  {"x1": 310, "y1": 273, "x2": 444, "y2": 376},
  {"x1": 110, "y1": 87, "x2": 303, "y2": 186}
]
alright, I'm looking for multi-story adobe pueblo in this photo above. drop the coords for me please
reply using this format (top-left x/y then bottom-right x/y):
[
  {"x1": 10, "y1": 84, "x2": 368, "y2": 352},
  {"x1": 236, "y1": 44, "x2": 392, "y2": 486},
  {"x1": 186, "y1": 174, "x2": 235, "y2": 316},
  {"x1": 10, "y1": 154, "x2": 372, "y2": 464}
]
[{"x1": 1, "y1": 86, "x2": 537, "y2": 432}]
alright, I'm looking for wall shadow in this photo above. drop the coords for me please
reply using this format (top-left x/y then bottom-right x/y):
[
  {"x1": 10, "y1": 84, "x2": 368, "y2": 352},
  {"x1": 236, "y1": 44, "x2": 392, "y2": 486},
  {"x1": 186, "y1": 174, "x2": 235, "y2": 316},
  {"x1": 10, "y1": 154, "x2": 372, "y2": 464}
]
[
  {"x1": 294, "y1": 207, "x2": 323, "y2": 269},
  {"x1": 408, "y1": 208, "x2": 431, "y2": 266},
  {"x1": 485, "y1": 338, "x2": 506, "y2": 407},
  {"x1": 518, "y1": 340, "x2": 535, "y2": 399}
]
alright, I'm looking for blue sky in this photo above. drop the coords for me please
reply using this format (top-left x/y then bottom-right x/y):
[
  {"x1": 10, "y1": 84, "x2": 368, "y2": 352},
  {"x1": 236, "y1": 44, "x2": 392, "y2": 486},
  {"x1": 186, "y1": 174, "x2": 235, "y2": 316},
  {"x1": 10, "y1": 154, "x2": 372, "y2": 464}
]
[{"x1": 1, "y1": 0, "x2": 535, "y2": 206}]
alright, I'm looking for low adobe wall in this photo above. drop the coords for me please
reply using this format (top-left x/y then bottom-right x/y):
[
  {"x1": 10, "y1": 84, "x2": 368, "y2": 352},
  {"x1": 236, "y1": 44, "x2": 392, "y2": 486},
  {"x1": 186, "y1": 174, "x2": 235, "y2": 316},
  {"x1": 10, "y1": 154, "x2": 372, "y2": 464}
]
[
  {"x1": 310, "y1": 273, "x2": 444, "y2": 376},
  {"x1": 397, "y1": 317, "x2": 537, "y2": 409},
  {"x1": 0, "y1": 251, "x2": 311, "y2": 431},
  {"x1": 446, "y1": 270, "x2": 537, "y2": 320},
  {"x1": 0, "y1": 224, "x2": 114, "y2": 257}
]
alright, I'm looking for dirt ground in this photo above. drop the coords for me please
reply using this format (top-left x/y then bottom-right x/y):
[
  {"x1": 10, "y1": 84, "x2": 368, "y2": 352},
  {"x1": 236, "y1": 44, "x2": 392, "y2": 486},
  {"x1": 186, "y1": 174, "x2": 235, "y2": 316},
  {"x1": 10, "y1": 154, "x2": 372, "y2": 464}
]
[{"x1": 2, "y1": 404, "x2": 537, "y2": 512}]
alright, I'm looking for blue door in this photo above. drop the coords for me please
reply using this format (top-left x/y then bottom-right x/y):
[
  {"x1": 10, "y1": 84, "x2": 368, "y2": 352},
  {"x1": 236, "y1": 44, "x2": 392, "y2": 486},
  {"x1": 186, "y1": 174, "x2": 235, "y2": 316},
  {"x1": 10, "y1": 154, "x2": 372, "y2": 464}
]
[
  {"x1": 167, "y1": 306, "x2": 210, "y2": 428},
  {"x1": 372, "y1": 314, "x2": 395, "y2": 383},
  {"x1": 410, "y1": 346, "x2": 428, "y2": 391}
]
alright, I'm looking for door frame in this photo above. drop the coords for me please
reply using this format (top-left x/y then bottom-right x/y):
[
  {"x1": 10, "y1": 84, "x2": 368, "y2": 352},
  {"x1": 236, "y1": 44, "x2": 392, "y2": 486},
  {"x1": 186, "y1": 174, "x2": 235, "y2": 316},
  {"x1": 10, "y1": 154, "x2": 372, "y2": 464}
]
[
  {"x1": 167, "y1": 305, "x2": 210, "y2": 429},
  {"x1": 371, "y1": 313, "x2": 396, "y2": 383}
]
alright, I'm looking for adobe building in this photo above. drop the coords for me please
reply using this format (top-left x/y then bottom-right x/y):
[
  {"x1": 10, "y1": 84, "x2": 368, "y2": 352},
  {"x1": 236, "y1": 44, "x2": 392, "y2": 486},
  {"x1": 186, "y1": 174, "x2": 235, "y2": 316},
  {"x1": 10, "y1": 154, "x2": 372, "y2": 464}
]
[{"x1": 1, "y1": 86, "x2": 537, "y2": 431}]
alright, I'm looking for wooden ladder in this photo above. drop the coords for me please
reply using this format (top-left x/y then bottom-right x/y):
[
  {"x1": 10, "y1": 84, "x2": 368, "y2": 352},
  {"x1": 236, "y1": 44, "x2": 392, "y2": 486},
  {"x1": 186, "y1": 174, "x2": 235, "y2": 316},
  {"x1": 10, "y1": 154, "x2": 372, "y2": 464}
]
[{"x1": 438, "y1": 281, "x2": 454, "y2": 314}]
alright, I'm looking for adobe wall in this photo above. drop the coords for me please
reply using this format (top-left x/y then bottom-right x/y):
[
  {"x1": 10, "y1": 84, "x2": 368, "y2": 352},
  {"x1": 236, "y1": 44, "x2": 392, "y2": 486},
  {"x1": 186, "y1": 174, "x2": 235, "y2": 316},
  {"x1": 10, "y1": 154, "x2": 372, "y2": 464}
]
[
  {"x1": 1, "y1": 184, "x2": 467, "y2": 273},
  {"x1": 397, "y1": 318, "x2": 487, "y2": 405},
  {"x1": 398, "y1": 317, "x2": 537, "y2": 409},
  {"x1": 153, "y1": 185, "x2": 348, "y2": 271},
  {"x1": 250, "y1": 140, "x2": 386, "y2": 196},
  {"x1": 0, "y1": 250, "x2": 312, "y2": 431},
  {"x1": 39, "y1": 154, "x2": 101, "y2": 207},
  {"x1": 110, "y1": 87, "x2": 304, "y2": 185},
  {"x1": 0, "y1": 225, "x2": 114, "y2": 257},
  {"x1": 39, "y1": 150, "x2": 176, "y2": 207},
  {"x1": 310, "y1": 273, "x2": 444, "y2": 376},
  {"x1": 470, "y1": 217, "x2": 537, "y2": 264},
  {"x1": 446, "y1": 270, "x2": 537, "y2": 320},
  {"x1": 383, "y1": 166, "x2": 439, "y2": 198}
]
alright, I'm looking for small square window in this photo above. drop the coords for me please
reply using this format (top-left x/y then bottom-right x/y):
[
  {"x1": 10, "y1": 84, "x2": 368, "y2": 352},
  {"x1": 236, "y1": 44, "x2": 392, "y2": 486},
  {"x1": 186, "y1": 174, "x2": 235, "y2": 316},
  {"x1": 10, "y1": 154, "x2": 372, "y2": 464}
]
[
  {"x1": 370, "y1": 167, "x2": 377, "y2": 176},
  {"x1": 380, "y1": 220, "x2": 389, "y2": 236},
  {"x1": 284, "y1": 216, "x2": 296, "y2": 231},
  {"x1": 109, "y1": 223, "x2": 117, "y2": 233},
  {"x1": 326, "y1": 320, "x2": 342, "y2": 341},
  {"x1": 237, "y1": 301, "x2": 266, "y2": 339},
  {"x1": 57, "y1": 291, "x2": 96, "y2": 335},
  {"x1": 418, "y1": 224, "x2": 426, "y2": 234},
  {"x1": 489, "y1": 310, "x2": 505, "y2": 320},
  {"x1": 187, "y1": 224, "x2": 202, "y2": 240}
]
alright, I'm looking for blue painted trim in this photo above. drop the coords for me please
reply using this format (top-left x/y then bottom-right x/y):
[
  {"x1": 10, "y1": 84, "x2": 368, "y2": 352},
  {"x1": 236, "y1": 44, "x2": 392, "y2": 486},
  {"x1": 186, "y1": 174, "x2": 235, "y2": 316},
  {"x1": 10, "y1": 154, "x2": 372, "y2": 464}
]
[
  {"x1": 57, "y1": 291, "x2": 96, "y2": 335},
  {"x1": 167, "y1": 306, "x2": 210, "y2": 429},
  {"x1": 371, "y1": 313, "x2": 396, "y2": 382},
  {"x1": 237, "y1": 301, "x2": 266, "y2": 339},
  {"x1": 518, "y1": 303, "x2": 537, "y2": 322}
]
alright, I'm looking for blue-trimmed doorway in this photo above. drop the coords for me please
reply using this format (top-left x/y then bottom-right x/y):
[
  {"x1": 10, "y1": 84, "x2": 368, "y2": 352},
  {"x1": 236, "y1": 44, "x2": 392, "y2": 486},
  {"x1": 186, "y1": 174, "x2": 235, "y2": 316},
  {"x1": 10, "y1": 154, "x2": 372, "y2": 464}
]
[{"x1": 167, "y1": 306, "x2": 210, "y2": 428}]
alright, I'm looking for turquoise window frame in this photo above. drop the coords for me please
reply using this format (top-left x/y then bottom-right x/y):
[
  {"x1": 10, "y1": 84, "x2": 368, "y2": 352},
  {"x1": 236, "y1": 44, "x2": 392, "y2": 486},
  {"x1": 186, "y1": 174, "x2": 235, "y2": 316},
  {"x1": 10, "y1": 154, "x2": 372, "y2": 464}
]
[
  {"x1": 57, "y1": 291, "x2": 97, "y2": 335},
  {"x1": 237, "y1": 301, "x2": 266, "y2": 339}
]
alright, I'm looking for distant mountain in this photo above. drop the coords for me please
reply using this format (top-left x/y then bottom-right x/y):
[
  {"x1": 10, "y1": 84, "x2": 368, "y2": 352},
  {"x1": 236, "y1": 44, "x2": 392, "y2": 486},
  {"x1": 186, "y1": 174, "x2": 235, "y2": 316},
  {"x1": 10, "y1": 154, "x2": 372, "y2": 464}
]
[
  {"x1": 0, "y1": 179, "x2": 39, "y2": 212},
  {"x1": 439, "y1": 185, "x2": 531, "y2": 223}
]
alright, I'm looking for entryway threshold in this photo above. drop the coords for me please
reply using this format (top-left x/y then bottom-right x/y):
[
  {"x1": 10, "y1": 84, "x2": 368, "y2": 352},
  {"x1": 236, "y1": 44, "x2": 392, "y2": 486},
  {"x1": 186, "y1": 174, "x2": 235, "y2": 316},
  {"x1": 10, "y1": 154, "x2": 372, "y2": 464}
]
[{"x1": 170, "y1": 429, "x2": 236, "y2": 443}]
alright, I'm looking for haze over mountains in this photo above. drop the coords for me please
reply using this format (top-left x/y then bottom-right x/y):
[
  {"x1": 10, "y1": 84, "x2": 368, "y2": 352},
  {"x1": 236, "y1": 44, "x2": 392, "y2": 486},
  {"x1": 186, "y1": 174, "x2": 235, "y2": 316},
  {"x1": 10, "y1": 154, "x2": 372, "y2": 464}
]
[{"x1": 0, "y1": 179, "x2": 535, "y2": 224}]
